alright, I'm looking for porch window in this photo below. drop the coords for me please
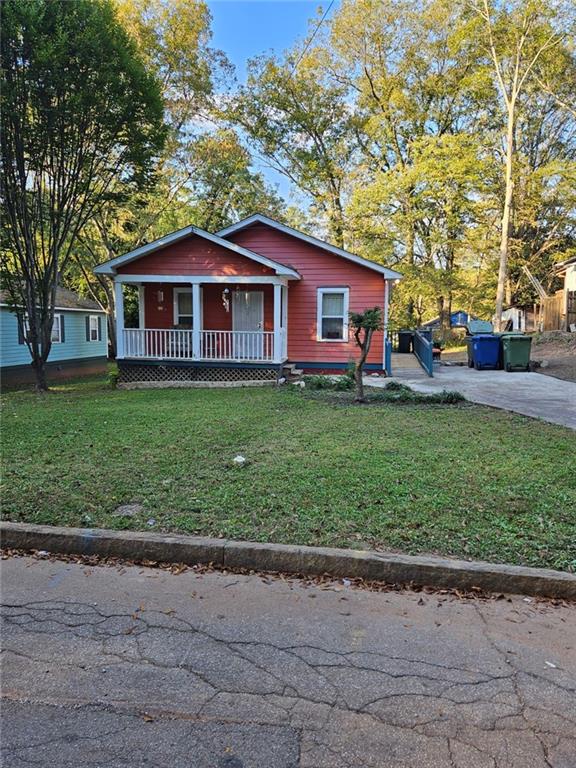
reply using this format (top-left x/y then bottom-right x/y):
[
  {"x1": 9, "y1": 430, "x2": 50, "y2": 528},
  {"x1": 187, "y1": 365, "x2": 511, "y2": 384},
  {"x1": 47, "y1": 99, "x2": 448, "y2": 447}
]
[
  {"x1": 317, "y1": 288, "x2": 349, "y2": 341},
  {"x1": 173, "y1": 288, "x2": 194, "y2": 327}
]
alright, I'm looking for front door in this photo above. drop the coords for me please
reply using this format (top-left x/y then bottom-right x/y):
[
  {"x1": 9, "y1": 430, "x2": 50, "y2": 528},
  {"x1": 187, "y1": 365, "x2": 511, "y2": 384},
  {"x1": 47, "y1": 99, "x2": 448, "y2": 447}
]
[{"x1": 233, "y1": 290, "x2": 264, "y2": 359}]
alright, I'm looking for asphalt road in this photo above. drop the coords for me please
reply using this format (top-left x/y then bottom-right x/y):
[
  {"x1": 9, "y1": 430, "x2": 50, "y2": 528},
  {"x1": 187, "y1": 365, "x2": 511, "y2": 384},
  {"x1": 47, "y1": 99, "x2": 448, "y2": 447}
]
[{"x1": 2, "y1": 555, "x2": 575, "y2": 767}]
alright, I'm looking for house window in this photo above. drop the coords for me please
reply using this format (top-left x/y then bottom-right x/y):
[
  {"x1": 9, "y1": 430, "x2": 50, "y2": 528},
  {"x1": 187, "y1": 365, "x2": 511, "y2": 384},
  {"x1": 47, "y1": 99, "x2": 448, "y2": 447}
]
[
  {"x1": 51, "y1": 314, "x2": 62, "y2": 343},
  {"x1": 317, "y1": 288, "x2": 349, "y2": 341},
  {"x1": 89, "y1": 315, "x2": 99, "y2": 341},
  {"x1": 173, "y1": 288, "x2": 194, "y2": 327}
]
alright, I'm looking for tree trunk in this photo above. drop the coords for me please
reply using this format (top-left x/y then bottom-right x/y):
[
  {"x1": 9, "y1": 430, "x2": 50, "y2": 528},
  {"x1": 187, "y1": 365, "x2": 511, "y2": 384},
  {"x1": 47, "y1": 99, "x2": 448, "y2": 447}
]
[
  {"x1": 353, "y1": 328, "x2": 373, "y2": 403},
  {"x1": 354, "y1": 360, "x2": 365, "y2": 402},
  {"x1": 437, "y1": 296, "x2": 450, "y2": 329},
  {"x1": 495, "y1": 103, "x2": 516, "y2": 331},
  {"x1": 31, "y1": 358, "x2": 49, "y2": 393}
]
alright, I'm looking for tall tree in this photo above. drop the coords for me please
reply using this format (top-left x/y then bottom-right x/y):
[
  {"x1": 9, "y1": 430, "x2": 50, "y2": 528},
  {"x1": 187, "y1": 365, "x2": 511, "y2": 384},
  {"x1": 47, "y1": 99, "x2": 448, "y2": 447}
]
[
  {"x1": 64, "y1": 0, "x2": 231, "y2": 351},
  {"x1": 470, "y1": 0, "x2": 573, "y2": 328},
  {"x1": 327, "y1": 0, "x2": 494, "y2": 325},
  {"x1": 228, "y1": 46, "x2": 358, "y2": 247},
  {"x1": 0, "y1": 0, "x2": 165, "y2": 390}
]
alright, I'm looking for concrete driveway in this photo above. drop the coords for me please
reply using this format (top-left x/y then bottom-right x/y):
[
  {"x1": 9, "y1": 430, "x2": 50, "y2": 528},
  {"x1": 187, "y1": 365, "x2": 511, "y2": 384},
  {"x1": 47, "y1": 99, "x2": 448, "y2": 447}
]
[
  {"x1": 2, "y1": 555, "x2": 575, "y2": 767},
  {"x1": 367, "y1": 365, "x2": 576, "y2": 429}
]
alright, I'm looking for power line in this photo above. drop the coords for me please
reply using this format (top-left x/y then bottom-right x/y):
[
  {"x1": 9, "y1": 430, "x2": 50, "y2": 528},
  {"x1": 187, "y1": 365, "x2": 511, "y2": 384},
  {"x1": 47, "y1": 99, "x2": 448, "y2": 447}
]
[{"x1": 292, "y1": 0, "x2": 336, "y2": 73}]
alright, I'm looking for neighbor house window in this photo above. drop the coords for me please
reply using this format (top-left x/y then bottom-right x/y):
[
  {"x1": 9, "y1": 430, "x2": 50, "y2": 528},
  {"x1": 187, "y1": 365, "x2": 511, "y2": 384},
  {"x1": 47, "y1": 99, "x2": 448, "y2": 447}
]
[
  {"x1": 89, "y1": 315, "x2": 99, "y2": 341},
  {"x1": 317, "y1": 288, "x2": 349, "y2": 341},
  {"x1": 51, "y1": 314, "x2": 63, "y2": 343},
  {"x1": 18, "y1": 314, "x2": 64, "y2": 344},
  {"x1": 173, "y1": 288, "x2": 194, "y2": 327}
]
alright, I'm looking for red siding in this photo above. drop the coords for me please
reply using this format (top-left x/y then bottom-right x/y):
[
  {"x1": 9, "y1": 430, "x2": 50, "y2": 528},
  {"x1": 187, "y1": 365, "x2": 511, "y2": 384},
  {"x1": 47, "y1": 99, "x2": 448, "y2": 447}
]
[
  {"x1": 118, "y1": 235, "x2": 274, "y2": 276},
  {"x1": 227, "y1": 224, "x2": 386, "y2": 366},
  {"x1": 144, "y1": 283, "x2": 173, "y2": 329},
  {"x1": 143, "y1": 283, "x2": 273, "y2": 331},
  {"x1": 202, "y1": 284, "x2": 273, "y2": 332}
]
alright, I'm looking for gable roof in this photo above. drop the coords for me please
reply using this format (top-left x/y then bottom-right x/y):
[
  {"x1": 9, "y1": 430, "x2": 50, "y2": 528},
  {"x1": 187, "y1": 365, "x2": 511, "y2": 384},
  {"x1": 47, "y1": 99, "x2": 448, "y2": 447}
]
[
  {"x1": 0, "y1": 286, "x2": 103, "y2": 312},
  {"x1": 217, "y1": 214, "x2": 403, "y2": 280},
  {"x1": 93, "y1": 224, "x2": 301, "y2": 278}
]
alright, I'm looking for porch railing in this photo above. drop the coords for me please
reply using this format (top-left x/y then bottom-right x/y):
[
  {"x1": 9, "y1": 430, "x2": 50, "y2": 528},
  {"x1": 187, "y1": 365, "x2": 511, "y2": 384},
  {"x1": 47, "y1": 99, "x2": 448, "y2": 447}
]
[
  {"x1": 123, "y1": 328, "x2": 275, "y2": 362},
  {"x1": 201, "y1": 330, "x2": 274, "y2": 361},
  {"x1": 413, "y1": 329, "x2": 434, "y2": 377},
  {"x1": 384, "y1": 335, "x2": 392, "y2": 376}
]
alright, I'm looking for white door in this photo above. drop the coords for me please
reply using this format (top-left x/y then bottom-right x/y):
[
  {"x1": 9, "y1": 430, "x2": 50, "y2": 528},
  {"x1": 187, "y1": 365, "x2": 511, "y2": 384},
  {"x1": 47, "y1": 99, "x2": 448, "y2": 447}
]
[{"x1": 233, "y1": 290, "x2": 264, "y2": 359}]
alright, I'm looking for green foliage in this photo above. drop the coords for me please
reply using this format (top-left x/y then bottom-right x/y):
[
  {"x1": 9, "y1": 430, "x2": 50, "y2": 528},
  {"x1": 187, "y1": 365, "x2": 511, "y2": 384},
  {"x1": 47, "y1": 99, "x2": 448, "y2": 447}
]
[
  {"x1": 349, "y1": 307, "x2": 384, "y2": 333},
  {"x1": 0, "y1": 0, "x2": 166, "y2": 387},
  {"x1": 106, "y1": 366, "x2": 119, "y2": 388},
  {"x1": 303, "y1": 375, "x2": 354, "y2": 391},
  {"x1": 227, "y1": 45, "x2": 358, "y2": 245},
  {"x1": 369, "y1": 387, "x2": 466, "y2": 405}
]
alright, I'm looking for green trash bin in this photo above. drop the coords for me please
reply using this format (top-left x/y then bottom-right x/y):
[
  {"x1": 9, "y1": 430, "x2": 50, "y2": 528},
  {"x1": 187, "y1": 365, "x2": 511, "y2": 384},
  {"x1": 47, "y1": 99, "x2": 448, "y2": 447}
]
[{"x1": 500, "y1": 334, "x2": 532, "y2": 372}]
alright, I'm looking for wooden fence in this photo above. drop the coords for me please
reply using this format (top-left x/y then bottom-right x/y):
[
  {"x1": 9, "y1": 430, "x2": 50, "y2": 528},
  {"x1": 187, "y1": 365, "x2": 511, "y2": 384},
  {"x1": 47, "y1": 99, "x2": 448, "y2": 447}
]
[{"x1": 541, "y1": 291, "x2": 564, "y2": 331}]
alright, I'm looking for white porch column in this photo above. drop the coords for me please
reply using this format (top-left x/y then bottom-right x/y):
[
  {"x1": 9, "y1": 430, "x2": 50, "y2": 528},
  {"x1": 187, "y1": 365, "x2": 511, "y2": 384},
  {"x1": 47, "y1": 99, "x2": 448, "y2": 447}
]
[
  {"x1": 115, "y1": 280, "x2": 125, "y2": 359},
  {"x1": 192, "y1": 282, "x2": 201, "y2": 359},
  {"x1": 273, "y1": 282, "x2": 282, "y2": 363},
  {"x1": 138, "y1": 285, "x2": 145, "y2": 328},
  {"x1": 281, "y1": 284, "x2": 288, "y2": 358}
]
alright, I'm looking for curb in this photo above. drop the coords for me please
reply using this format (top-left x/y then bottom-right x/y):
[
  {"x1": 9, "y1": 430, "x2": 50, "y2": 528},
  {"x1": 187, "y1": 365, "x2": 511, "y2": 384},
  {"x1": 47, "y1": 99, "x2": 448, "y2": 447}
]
[{"x1": 1, "y1": 521, "x2": 575, "y2": 600}]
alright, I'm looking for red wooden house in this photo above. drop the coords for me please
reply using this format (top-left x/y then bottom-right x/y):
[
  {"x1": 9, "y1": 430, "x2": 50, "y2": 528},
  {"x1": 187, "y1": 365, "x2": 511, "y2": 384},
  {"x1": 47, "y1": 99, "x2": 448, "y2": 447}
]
[{"x1": 93, "y1": 214, "x2": 402, "y2": 386}]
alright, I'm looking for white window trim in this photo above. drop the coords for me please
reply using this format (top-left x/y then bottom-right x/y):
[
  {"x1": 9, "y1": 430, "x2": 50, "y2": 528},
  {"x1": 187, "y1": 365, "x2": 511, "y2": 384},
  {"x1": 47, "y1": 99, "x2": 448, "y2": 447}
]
[
  {"x1": 88, "y1": 314, "x2": 99, "y2": 342},
  {"x1": 316, "y1": 287, "x2": 349, "y2": 342},
  {"x1": 51, "y1": 313, "x2": 62, "y2": 343},
  {"x1": 173, "y1": 287, "x2": 194, "y2": 327}
]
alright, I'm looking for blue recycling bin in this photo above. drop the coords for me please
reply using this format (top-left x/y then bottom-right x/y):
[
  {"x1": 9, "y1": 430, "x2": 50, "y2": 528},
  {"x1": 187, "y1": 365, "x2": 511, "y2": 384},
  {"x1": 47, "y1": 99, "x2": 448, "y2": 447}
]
[{"x1": 471, "y1": 334, "x2": 501, "y2": 370}]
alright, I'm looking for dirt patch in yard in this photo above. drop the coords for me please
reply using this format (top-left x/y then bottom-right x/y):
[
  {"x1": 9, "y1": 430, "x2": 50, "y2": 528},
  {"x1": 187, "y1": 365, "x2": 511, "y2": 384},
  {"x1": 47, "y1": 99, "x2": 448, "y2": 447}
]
[{"x1": 531, "y1": 332, "x2": 576, "y2": 383}]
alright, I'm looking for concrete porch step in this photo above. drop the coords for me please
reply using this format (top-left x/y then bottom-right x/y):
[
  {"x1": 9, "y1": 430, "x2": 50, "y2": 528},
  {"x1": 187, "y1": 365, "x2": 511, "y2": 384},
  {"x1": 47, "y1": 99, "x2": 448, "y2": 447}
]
[{"x1": 282, "y1": 363, "x2": 304, "y2": 381}]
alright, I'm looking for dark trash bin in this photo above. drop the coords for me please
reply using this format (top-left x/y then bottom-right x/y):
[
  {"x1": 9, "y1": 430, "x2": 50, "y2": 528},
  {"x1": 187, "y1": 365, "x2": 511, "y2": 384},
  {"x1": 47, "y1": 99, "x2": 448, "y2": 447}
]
[
  {"x1": 465, "y1": 336, "x2": 475, "y2": 367},
  {"x1": 397, "y1": 331, "x2": 413, "y2": 353},
  {"x1": 471, "y1": 334, "x2": 500, "y2": 370},
  {"x1": 500, "y1": 333, "x2": 532, "y2": 372}
]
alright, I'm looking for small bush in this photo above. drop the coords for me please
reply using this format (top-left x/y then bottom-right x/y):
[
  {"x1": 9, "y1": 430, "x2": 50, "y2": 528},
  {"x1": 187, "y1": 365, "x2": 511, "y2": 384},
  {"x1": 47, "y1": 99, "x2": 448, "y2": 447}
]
[
  {"x1": 334, "y1": 376, "x2": 354, "y2": 391},
  {"x1": 384, "y1": 380, "x2": 412, "y2": 392},
  {"x1": 303, "y1": 375, "x2": 333, "y2": 390},
  {"x1": 106, "y1": 368, "x2": 119, "y2": 388},
  {"x1": 303, "y1": 374, "x2": 354, "y2": 391},
  {"x1": 369, "y1": 386, "x2": 465, "y2": 404}
]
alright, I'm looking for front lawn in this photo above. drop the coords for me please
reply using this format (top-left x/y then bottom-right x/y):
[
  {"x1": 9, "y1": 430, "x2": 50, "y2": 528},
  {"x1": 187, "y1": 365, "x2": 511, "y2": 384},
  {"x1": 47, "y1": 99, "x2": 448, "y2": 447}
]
[{"x1": 2, "y1": 379, "x2": 575, "y2": 570}]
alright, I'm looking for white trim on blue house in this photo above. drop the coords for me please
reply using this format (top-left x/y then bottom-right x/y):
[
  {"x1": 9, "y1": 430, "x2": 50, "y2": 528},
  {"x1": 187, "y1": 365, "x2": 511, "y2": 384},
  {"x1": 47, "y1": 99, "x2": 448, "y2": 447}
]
[
  {"x1": 93, "y1": 224, "x2": 301, "y2": 279},
  {"x1": 217, "y1": 214, "x2": 403, "y2": 280}
]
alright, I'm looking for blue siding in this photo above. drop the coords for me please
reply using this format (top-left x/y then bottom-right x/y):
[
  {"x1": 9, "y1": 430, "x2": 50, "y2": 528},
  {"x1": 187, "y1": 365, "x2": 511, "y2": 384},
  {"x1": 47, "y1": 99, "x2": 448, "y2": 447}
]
[{"x1": 0, "y1": 307, "x2": 108, "y2": 368}]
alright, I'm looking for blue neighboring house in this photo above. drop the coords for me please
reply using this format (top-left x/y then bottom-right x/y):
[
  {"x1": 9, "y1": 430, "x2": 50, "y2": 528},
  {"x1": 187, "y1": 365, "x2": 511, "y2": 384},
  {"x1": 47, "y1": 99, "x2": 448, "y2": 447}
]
[
  {"x1": 1, "y1": 287, "x2": 108, "y2": 387},
  {"x1": 421, "y1": 310, "x2": 477, "y2": 329}
]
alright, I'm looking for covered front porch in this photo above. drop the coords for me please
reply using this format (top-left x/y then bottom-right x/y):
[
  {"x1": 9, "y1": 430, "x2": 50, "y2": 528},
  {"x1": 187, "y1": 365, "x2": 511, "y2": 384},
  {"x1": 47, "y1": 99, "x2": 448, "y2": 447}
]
[{"x1": 115, "y1": 275, "x2": 289, "y2": 365}]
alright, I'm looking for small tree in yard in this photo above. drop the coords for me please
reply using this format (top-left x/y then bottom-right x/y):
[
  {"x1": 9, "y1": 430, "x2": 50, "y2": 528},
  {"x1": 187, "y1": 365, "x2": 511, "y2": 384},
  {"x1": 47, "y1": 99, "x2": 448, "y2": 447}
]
[{"x1": 349, "y1": 307, "x2": 383, "y2": 403}]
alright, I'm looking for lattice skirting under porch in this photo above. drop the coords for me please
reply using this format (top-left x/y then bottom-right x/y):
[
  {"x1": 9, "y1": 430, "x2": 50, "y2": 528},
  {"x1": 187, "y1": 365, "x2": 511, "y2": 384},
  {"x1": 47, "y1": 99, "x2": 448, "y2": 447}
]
[{"x1": 117, "y1": 361, "x2": 279, "y2": 389}]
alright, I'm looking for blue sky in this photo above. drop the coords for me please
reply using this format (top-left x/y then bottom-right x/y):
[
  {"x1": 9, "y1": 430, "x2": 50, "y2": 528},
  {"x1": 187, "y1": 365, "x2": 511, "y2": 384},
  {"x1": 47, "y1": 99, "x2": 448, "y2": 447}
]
[
  {"x1": 206, "y1": 0, "x2": 333, "y2": 200},
  {"x1": 208, "y1": 0, "x2": 323, "y2": 83}
]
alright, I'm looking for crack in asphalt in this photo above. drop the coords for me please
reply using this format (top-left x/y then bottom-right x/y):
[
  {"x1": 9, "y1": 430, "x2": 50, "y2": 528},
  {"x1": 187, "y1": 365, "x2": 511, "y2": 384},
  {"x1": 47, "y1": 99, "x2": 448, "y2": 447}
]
[{"x1": 2, "y1": 582, "x2": 575, "y2": 768}]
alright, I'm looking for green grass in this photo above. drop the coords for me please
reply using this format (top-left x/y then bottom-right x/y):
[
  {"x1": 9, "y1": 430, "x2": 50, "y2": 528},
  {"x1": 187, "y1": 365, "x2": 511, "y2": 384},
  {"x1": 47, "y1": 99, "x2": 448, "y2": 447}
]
[{"x1": 2, "y1": 376, "x2": 575, "y2": 571}]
